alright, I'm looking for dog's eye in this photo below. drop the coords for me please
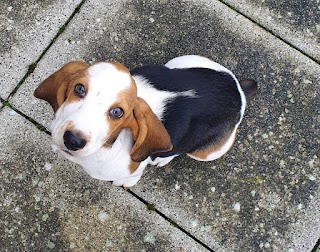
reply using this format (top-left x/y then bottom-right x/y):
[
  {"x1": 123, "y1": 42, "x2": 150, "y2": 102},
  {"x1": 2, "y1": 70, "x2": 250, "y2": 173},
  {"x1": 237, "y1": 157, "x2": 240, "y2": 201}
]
[
  {"x1": 109, "y1": 107, "x2": 124, "y2": 119},
  {"x1": 74, "y1": 83, "x2": 86, "y2": 98}
]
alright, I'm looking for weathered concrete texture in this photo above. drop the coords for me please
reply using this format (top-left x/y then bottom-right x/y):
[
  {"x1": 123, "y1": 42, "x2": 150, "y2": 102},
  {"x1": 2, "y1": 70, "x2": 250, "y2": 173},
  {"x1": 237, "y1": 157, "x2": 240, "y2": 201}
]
[
  {"x1": 0, "y1": 107, "x2": 206, "y2": 251},
  {"x1": 0, "y1": 0, "x2": 82, "y2": 98},
  {"x1": 0, "y1": 107, "x2": 58, "y2": 250},
  {"x1": 9, "y1": 0, "x2": 320, "y2": 251},
  {"x1": 286, "y1": 192, "x2": 320, "y2": 251},
  {"x1": 222, "y1": 0, "x2": 320, "y2": 62}
]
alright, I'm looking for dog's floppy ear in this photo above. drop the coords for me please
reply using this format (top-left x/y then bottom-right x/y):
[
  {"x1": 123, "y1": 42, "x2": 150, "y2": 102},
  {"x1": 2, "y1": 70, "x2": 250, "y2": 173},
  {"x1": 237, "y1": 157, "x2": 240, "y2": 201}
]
[
  {"x1": 34, "y1": 61, "x2": 88, "y2": 113},
  {"x1": 128, "y1": 97, "x2": 173, "y2": 162}
]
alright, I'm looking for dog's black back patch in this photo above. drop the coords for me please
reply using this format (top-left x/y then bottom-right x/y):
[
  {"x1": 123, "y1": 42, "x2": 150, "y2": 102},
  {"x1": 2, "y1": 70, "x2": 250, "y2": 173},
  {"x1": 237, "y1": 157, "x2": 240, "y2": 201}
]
[{"x1": 131, "y1": 65, "x2": 242, "y2": 157}]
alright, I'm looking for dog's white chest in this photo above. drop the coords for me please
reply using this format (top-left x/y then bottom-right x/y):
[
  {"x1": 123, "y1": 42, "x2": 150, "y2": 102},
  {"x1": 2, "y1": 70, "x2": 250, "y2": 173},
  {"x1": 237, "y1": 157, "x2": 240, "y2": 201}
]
[{"x1": 62, "y1": 129, "x2": 133, "y2": 181}]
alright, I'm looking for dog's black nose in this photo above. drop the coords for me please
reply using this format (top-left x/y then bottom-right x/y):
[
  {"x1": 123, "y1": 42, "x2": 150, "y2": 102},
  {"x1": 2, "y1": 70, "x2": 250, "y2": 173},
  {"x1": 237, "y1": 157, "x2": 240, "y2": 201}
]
[{"x1": 63, "y1": 130, "x2": 87, "y2": 151}]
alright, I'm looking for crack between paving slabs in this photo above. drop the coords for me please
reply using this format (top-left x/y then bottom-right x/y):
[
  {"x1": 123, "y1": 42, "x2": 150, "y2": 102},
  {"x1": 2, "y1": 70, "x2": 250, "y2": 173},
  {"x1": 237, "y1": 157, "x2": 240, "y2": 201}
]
[
  {"x1": 311, "y1": 237, "x2": 320, "y2": 252},
  {"x1": 217, "y1": 0, "x2": 320, "y2": 65},
  {"x1": 5, "y1": 0, "x2": 88, "y2": 102},
  {"x1": 126, "y1": 188, "x2": 215, "y2": 252},
  {"x1": 3, "y1": 101, "x2": 51, "y2": 135},
  {"x1": 0, "y1": 96, "x2": 5, "y2": 111}
]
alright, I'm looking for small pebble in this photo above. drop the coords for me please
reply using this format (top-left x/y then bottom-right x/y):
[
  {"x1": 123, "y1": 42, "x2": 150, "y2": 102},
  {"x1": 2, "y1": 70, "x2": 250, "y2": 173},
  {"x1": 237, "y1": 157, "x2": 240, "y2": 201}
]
[
  {"x1": 190, "y1": 220, "x2": 198, "y2": 227},
  {"x1": 308, "y1": 175, "x2": 316, "y2": 181},
  {"x1": 143, "y1": 232, "x2": 156, "y2": 244},
  {"x1": 98, "y1": 211, "x2": 108, "y2": 222},
  {"x1": 233, "y1": 202, "x2": 241, "y2": 212},
  {"x1": 47, "y1": 241, "x2": 55, "y2": 249},
  {"x1": 51, "y1": 144, "x2": 58, "y2": 152},
  {"x1": 44, "y1": 162, "x2": 52, "y2": 171},
  {"x1": 42, "y1": 213, "x2": 49, "y2": 221}
]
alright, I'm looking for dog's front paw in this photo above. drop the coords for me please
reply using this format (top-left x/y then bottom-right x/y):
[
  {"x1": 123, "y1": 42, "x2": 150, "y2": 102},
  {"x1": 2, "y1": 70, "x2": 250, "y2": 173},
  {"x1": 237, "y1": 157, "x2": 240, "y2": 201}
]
[{"x1": 112, "y1": 175, "x2": 142, "y2": 188}]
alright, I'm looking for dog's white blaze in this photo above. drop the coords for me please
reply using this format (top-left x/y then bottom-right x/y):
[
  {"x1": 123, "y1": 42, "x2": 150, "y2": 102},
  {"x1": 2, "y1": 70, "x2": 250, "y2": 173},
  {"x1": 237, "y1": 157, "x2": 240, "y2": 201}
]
[
  {"x1": 88, "y1": 63, "x2": 132, "y2": 94},
  {"x1": 87, "y1": 63, "x2": 132, "y2": 110}
]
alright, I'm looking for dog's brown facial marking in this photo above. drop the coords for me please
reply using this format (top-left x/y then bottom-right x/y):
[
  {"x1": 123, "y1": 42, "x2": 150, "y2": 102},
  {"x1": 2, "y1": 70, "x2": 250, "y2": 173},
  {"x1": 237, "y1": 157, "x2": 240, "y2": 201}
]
[{"x1": 34, "y1": 61, "x2": 89, "y2": 113}]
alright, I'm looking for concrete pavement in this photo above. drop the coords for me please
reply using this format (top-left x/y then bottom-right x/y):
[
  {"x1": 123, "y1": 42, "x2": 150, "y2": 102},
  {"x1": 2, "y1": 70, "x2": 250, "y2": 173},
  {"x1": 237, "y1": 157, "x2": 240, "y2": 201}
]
[
  {"x1": 221, "y1": 0, "x2": 320, "y2": 63},
  {"x1": 1, "y1": 0, "x2": 319, "y2": 251}
]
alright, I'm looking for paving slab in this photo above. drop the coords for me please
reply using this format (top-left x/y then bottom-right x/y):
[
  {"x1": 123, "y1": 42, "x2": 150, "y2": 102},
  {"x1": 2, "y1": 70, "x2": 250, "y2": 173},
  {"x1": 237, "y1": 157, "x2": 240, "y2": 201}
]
[
  {"x1": 0, "y1": 107, "x2": 206, "y2": 251},
  {"x1": 0, "y1": 107, "x2": 58, "y2": 249},
  {"x1": 10, "y1": 0, "x2": 320, "y2": 251},
  {"x1": 221, "y1": 0, "x2": 320, "y2": 62},
  {"x1": 0, "y1": 0, "x2": 83, "y2": 99}
]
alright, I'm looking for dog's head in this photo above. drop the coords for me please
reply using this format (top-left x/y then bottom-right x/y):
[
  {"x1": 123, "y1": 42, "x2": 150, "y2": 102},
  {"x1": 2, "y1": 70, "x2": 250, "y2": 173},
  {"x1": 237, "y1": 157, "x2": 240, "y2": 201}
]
[{"x1": 34, "y1": 61, "x2": 172, "y2": 163}]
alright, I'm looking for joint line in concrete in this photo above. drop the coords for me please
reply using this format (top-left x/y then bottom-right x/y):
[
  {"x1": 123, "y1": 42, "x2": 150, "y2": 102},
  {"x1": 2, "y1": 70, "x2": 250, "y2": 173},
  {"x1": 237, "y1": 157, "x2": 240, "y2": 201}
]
[
  {"x1": 2, "y1": 101, "x2": 51, "y2": 135},
  {"x1": 127, "y1": 188, "x2": 215, "y2": 252},
  {"x1": 311, "y1": 237, "x2": 320, "y2": 252},
  {"x1": 218, "y1": 0, "x2": 320, "y2": 65}
]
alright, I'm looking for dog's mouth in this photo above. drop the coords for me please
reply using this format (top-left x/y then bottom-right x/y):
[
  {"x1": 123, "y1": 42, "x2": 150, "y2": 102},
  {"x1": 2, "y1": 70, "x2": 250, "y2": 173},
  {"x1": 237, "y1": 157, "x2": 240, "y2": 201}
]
[
  {"x1": 52, "y1": 143, "x2": 76, "y2": 157},
  {"x1": 103, "y1": 131, "x2": 119, "y2": 149},
  {"x1": 62, "y1": 149, "x2": 74, "y2": 156},
  {"x1": 103, "y1": 137, "x2": 117, "y2": 148},
  {"x1": 58, "y1": 143, "x2": 100, "y2": 158}
]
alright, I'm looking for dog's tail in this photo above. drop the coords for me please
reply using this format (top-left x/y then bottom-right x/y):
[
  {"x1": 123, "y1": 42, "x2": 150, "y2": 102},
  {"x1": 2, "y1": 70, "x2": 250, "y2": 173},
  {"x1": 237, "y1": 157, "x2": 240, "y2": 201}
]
[{"x1": 239, "y1": 79, "x2": 258, "y2": 101}]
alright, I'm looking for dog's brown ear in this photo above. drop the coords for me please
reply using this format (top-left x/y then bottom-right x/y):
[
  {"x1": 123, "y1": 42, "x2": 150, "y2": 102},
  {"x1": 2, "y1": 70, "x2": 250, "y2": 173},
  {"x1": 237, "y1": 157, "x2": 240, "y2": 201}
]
[
  {"x1": 128, "y1": 98, "x2": 173, "y2": 163},
  {"x1": 34, "y1": 61, "x2": 88, "y2": 113}
]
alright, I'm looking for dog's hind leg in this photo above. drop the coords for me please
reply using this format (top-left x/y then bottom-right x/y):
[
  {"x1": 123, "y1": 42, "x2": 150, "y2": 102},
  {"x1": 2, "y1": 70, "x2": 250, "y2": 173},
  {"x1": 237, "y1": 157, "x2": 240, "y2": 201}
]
[{"x1": 187, "y1": 127, "x2": 237, "y2": 161}]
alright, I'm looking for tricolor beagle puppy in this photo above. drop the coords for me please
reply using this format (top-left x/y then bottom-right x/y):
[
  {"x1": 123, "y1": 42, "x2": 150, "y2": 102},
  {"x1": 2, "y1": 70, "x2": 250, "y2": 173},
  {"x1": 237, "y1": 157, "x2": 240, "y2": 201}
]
[{"x1": 34, "y1": 55, "x2": 257, "y2": 187}]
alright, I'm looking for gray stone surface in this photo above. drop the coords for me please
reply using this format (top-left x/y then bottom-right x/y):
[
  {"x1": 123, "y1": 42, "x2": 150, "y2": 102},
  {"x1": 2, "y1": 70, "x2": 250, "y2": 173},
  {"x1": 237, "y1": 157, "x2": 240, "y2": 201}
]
[
  {"x1": 0, "y1": 107, "x2": 58, "y2": 249},
  {"x1": 0, "y1": 0, "x2": 83, "y2": 98},
  {"x1": 6, "y1": 0, "x2": 320, "y2": 251},
  {"x1": 222, "y1": 0, "x2": 320, "y2": 62},
  {"x1": 0, "y1": 107, "x2": 206, "y2": 251}
]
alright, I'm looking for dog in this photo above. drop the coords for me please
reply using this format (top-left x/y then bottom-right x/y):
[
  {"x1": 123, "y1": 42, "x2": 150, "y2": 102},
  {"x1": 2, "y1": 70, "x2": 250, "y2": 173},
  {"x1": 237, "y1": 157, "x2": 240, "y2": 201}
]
[{"x1": 34, "y1": 55, "x2": 257, "y2": 187}]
